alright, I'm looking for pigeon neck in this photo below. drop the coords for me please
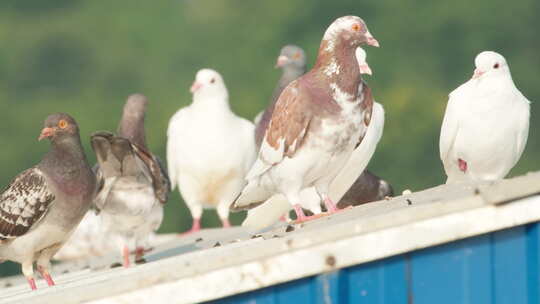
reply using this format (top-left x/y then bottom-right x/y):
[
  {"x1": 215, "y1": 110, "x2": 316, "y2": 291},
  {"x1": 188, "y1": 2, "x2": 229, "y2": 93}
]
[
  {"x1": 41, "y1": 135, "x2": 90, "y2": 176},
  {"x1": 192, "y1": 92, "x2": 231, "y2": 114},
  {"x1": 117, "y1": 114, "x2": 147, "y2": 149},
  {"x1": 315, "y1": 38, "x2": 362, "y2": 97},
  {"x1": 280, "y1": 66, "x2": 305, "y2": 87}
]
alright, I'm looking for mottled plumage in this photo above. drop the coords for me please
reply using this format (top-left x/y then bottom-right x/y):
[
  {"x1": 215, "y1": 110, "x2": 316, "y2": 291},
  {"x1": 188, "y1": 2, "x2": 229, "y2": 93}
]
[
  {"x1": 0, "y1": 169, "x2": 54, "y2": 240},
  {"x1": 233, "y1": 16, "x2": 379, "y2": 222},
  {"x1": 0, "y1": 113, "x2": 96, "y2": 290}
]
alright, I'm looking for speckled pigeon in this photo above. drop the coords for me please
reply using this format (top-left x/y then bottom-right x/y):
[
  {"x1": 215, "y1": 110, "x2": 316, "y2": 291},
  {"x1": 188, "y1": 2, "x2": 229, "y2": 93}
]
[{"x1": 0, "y1": 113, "x2": 96, "y2": 290}]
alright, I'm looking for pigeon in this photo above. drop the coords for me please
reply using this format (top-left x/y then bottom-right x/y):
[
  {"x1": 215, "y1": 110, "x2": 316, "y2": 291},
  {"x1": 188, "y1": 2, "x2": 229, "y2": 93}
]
[
  {"x1": 167, "y1": 69, "x2": 256, "y2": 234},
  {"x1": 254, "y1": 45, "x2": 307, "y2": 145},
  {"x1": 52, "y1": 209, "x2": 108, "y2": 261},
  {"x1": 440, "y1": 51, "x2": 530, "y2": 183},
  {"x1": 232, "y1": 16, "x2": 379, "y2": 223},
  {"x1": 91, "y1": 94, "x2": 170, "y2": 267},
  {"x1": 336, "y1": 170, "x2": 393, "y2": 208},
  {"x1": 241, "y1": 45, "x2": 388, "y2": 229},
  {"x1": 0, "y1": 113, "x2": 96, "y2": 290}
]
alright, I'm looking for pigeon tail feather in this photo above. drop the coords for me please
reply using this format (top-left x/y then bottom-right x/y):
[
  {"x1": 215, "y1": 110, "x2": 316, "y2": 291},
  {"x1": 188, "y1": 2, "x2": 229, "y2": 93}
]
[{"x1": 329, "y1": 102, "x2": 385, "y2": 202}]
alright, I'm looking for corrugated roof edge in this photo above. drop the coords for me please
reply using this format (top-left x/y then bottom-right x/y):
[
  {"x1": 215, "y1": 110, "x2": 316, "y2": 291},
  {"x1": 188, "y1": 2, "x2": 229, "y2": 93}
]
[{"x1": 4, "y1": 172, "x2": 540, "y2": 304}]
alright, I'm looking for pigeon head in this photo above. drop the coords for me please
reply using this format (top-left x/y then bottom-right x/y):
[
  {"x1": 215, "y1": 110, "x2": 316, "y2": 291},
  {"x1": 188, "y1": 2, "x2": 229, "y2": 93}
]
[
  {"x1": 39, "y1": 113, "x2": 79, "y2": 142},
  {"x1": 276, "y1": 45, "x2": 306, "y2": 69},
  {"x1": 123, "y1": 93, "x2": 148, "y2": 118},
  {"x1": 117, "y1": 94, "x2": 148, "y2": 148},
  {"x1": 323, "y1": 16, "x2": 379, "y2": 52},
  {"x1": 190, "y1": 69, "x2": 227, "y2": 98},
  {"x1": 472, "y1": 51, "x2": 509, "y2": 80},
  {"x1": 355, "y1": 47, "x2": 372, "y2": 75}
]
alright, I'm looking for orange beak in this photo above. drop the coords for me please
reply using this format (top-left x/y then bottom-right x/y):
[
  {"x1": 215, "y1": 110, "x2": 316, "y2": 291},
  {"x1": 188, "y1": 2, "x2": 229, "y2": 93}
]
[
  {"x1": 190, "y1": 81, "x2": 202, "y2": 93},
  {"x1": 275, "y1": 55, "x2": 289, "y2": 68},
  {"x1": 39, "y1": 127, "x2": 55, "y2": 141}
]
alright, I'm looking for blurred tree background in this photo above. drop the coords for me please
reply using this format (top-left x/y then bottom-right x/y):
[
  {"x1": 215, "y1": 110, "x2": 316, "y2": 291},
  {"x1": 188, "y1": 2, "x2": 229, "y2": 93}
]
[{"x1": 0, "y1": 0, "x2": 538, "y2": 275}]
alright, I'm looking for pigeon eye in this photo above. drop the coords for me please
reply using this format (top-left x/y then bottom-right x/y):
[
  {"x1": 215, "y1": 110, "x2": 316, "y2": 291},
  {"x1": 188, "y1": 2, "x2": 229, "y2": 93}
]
[
  {"x1": 293, "y1": 52, "x2": 301, "y2": 59},
  {"x1": 351, "y1": 23, "x2": 361, "y2": 32},
  {"x1": 493, "y1": 63, "x2": 500, "y2": 69},
  {"x1": 58, "y1": 120, "x2": 68, "y2": 129},
  {"x1": 210, "y1": 78, "x2": 215, "y2": 84}
]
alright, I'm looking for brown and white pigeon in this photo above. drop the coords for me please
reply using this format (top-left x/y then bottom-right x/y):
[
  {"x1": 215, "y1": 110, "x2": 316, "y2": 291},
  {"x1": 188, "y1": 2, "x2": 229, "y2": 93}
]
[
  {"x1": 0, "y1": 113, "x2": 96, "y2": 290},
  {"x1": 232, "y1": 16, "x2": 379, "y2": 222},
  {"x1": 242, "y1": 46, "x2": 390, "y2": 229},
  {"x1": 167, "y1": 69, "x2": 256, "y2": 234},
  {"x1": 91, "y1": 94, "x2": 170, "y2": 267}
]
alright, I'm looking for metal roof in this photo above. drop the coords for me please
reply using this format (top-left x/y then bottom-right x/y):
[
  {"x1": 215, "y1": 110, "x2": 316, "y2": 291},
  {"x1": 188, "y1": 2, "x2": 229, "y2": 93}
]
[{"x1": 1, "y1": 171, "x2": 540, "y2": 304}]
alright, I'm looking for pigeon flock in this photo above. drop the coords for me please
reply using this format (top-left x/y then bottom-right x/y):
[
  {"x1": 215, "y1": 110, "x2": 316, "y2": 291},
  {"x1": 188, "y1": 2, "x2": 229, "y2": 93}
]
[{"x1": 0, "y1": 15, "x2": 531, "y2": 291}]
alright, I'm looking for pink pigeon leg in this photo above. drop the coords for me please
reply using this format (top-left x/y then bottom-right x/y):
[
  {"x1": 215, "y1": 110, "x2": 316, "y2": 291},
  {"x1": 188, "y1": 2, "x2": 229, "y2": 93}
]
[
  {"x1": 181, "y1": 218, "x2": 201, "y2": 236},
  {"x1": 221, "y1": 218, "x2": 231, "y2": 228},
  {"x1": 135, "y1": 247, "x2": 145, "y2": 261},
  {"x1": 458, "y1": 158, "x2": 467, "y2": 172},
  {"x1": 122, "y1": 245, "x2": 130, "y2": 268},
  {"x1": 26, "y1": 277, "x2": 37, "y2": 291},
  {"x1": 323, "y1": 196, "x2": 339, "y2": 213},
  {"x1": 37, "y1": 265, "x2": 55, "y2": 287}
]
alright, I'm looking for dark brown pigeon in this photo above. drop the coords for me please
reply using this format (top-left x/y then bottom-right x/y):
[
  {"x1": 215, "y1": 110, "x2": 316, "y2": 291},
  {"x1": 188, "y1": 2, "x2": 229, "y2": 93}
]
[
  {"x1": 91, "y1": 94, "x2": 169, "y2": 267},
  {"x1": 337, "y1": 171, "x2": 393, "y2": 208},
  {"x1": 233, "y1": 16, "x2": 379, "y2": 222},
  {"x1": 254, "y1": 45, "x2": 307, "y2": 147},
  {"x1": 0, "y1": 113, "x2": 96, "y2": 290}
]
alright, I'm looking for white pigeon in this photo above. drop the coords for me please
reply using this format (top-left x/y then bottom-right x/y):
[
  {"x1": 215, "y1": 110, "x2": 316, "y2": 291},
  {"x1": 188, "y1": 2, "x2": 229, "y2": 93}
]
[
  {"x1": 167, "y1": 69, "x2": 256, "y2": 233},
  {"x1": 242, "y1": 46, "x2": 385, "y2": 229},
  {"x1": 440, "y1": 51, "x2": 530, "y2": 183}
]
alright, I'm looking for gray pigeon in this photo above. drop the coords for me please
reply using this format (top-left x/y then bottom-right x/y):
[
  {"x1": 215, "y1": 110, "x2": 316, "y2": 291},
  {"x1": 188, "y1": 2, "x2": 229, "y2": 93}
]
[
  {"x1": 254, "y1": 45, "x2": 307, "y2": 147},
  {"x1": 0, "y1": 113, "x2": 96, "y2": 290},
  {"x1": 337, "y1": 170, "x2": 393, "y2": 208},
  {"x1": 91, "y1": 94, "x2": 170, "y2": 267}
]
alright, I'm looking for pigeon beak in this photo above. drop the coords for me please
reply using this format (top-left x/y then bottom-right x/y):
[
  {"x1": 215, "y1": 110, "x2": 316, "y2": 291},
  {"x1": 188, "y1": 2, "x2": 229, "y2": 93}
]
[
  {"x1": 190, "y1": 81, "x2": 202, "y2": 93},
  {"x1": 365, "y1": 31, "x2": 380, "y2": 47},
  {"x1": 472, "y1": 68, "x2": 484, "y2": 79},
  {"x1": 359, "y1": 64, "x2": 372, "y2": 75},
  {"x1": 38, "y1": 127, "x2": 55, "y2": 141},
  {"x1": 275, "y1": 55, "x2": 289, "y2": 68}
]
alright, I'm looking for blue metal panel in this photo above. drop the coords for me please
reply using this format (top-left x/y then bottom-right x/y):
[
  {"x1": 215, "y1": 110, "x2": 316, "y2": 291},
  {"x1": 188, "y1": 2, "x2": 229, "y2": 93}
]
[
  {"x1": 411, "y1": 234, "x2": 493, "y2": 304},
  {"x1": 343, "y1": 256, "x2": 408, "y2": 304},
  {"x1": 491, "y1": 227, "x2": 528, "y2": 304},
  {"x1": 208, "y1": 222, "x2": 540, "y2": 304},
  {"x1": 526, "y1": 223, "x2": 540, "y2": 304}
]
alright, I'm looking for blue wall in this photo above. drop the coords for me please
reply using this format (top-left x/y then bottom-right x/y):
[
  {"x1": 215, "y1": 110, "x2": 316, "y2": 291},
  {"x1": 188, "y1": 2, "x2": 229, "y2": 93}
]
[{"x1": 209, "y1": 222, "x2": 540, "y2": 304}]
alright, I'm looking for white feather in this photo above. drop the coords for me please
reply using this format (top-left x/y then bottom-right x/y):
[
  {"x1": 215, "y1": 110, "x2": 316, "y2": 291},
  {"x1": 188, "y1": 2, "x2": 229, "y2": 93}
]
[
  {"x1": 440, "y1": 51, "x2": 530, "y2": 183},
  {"x1": 167, "y1": 69, "x2": 256, "y2": 222}
]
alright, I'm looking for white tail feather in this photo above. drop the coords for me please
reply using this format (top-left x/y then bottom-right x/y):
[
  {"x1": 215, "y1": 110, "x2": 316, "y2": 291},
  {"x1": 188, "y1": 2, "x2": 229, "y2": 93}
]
[{"x1": 329, "y1": 102, "x2": 385, "y2": 202}]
